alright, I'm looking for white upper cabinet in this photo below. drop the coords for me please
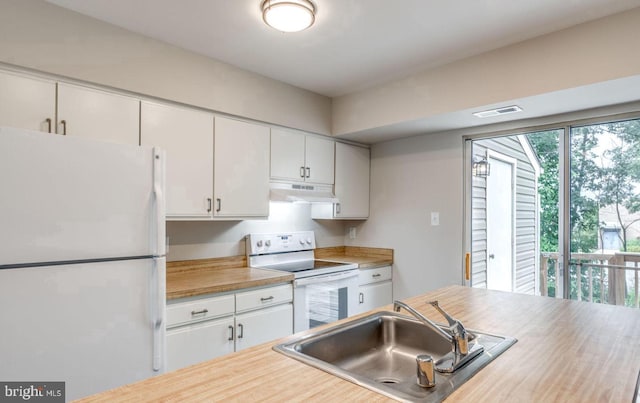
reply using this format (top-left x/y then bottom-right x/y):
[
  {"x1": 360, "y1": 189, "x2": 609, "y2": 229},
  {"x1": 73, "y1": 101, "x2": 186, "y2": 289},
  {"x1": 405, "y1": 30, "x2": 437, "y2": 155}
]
[
  {"x1": 334, "y1": 142, "x2": 370, "y2": 218},
  {"x1": 270, "y1": 129, "x2": 305, "y2": 181},
  {"x1": 305, "y1": 136, "x2": 335, "y2": 185},
  {"x1": 312, "y1": 142, "x2": 370, "y2": 219},
  {"x1": 0, "y1": 70, "x2": 56, "y2": 133},
  {"x1": 0, "y1": 72, "x2": 139, "y2": 145},
  {"x1": 213, "y1": 116, "x2": 270, "y2": 218},
  {"x1": 270, "y1": 128, "x2": 335, "y2": 185},
  {"x1": 57, "y1": 83, "x2": 140, "y2": 145},
  {"x1": 141, "y1": 101, "x2": 214, "y2": 219}
]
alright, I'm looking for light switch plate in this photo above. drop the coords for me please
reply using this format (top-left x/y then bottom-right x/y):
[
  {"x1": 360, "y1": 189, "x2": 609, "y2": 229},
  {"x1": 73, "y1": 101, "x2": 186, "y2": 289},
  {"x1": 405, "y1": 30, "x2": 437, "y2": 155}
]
[{"x1": 431, "y1": 212, "x2": 440, "y2": 226}]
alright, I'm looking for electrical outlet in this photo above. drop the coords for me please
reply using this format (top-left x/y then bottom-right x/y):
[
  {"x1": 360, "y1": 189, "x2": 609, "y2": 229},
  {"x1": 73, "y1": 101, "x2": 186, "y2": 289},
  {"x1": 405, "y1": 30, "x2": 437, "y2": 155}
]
[
  {"x1": 430, "y1": 212, "x2": 440, "y2": 226},
  {"x1": 349, "y1": 227, "x2": 357, "y2": 239}
]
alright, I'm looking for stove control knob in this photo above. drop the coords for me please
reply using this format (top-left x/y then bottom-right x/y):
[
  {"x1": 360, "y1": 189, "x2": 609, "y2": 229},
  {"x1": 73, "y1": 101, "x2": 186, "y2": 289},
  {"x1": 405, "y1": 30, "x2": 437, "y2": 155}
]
[
  {"x1": 265, "y1": 240, "x2": 271, "y2": 247},
  {"x1": 256, "y1": 240, "x2": 263, "y2": 248},
  {"x1": 299, "y1": 239, "x2": 305, "y2": 245},
  {"x1": 306, "y1": 238, "x2": 312, "y2": 245}
]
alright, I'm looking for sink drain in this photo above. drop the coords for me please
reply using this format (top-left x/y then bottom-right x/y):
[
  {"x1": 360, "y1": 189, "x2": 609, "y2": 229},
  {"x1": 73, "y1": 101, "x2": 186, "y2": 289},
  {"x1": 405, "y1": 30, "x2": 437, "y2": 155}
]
[{"x1": 376, "y1": 377, "x2": 400, "y2": 384}]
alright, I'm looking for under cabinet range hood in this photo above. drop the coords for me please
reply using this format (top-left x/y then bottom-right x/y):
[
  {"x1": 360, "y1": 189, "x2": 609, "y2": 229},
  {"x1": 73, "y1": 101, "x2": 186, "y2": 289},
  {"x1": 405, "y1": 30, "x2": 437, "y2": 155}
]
[{"x1": 270, "y1": 182, "x2": 339, "y2": 203}]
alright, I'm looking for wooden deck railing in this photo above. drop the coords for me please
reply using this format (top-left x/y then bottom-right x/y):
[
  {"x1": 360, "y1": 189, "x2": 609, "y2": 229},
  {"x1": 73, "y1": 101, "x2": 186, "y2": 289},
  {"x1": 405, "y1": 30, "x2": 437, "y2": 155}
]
[{"x1": 540, "y1": 251, "x2": 640, "y2": 308}]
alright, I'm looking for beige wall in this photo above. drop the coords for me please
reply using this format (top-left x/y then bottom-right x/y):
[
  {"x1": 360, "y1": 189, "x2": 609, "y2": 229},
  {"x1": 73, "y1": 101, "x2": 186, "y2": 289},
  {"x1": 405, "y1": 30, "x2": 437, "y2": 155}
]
[
  {"x1": 345, "y1": 132, "x2": 465, "y2": 299},
  {"x1": 332, "y1": 8, "x2": 640, "y2": 136},
  {"x1": 167, "y1": 203, "x2": 346, "y2": 261},
  {"x1": 0, "y1": 0, "x2": 331, "y2": 135}
]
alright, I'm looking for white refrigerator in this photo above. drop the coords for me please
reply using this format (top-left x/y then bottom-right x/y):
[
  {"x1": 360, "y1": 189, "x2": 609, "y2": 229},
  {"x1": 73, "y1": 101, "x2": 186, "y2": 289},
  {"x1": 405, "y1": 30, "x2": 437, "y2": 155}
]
[{"x1": 0, "y1": 127, "x2": 166, "y2": 400}]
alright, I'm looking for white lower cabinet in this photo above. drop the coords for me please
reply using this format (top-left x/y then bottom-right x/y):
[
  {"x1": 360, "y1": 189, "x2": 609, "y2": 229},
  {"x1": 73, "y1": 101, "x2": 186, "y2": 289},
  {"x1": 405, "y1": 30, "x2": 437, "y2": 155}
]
[
  {"x1": 235, "y1": 304, "x2": 293, "y2": 352},
  {"x1": 166, "y1": 283, "x2": 293, "y2": 371},
  {"x1": 167, "y1": 316, "x2": 235, "y2": 372},
  {"x1": 355, "y1": 266, "x2": 393, "y2": 314}
]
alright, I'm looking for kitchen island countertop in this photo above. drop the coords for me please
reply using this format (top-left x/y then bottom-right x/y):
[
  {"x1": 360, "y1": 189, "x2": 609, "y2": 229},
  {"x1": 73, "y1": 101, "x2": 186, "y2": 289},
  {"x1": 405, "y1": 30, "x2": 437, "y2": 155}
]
[{"x1": 79, "y1": 285, "x2": 640, "y2": 402}]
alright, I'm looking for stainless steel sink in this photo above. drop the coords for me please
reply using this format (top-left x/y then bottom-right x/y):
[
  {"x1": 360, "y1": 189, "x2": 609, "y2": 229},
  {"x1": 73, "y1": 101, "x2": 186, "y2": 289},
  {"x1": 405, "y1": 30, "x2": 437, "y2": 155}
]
[{"x1": 274, "y1": 311, "x2": 516, "y2": 402}]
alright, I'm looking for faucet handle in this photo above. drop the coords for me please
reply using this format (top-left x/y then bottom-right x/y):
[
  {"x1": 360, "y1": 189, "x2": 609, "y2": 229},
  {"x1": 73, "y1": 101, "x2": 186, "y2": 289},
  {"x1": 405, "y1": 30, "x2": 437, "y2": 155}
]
[
  {"x1": 428, "y1": 300, "x2": 459, "y2": 328},
  {"x1": 429, "y1": 300, "x2": 470, "y2": 356},
  {"x1": 416, "y1": 354, "x2": 436, "y2": 388}
]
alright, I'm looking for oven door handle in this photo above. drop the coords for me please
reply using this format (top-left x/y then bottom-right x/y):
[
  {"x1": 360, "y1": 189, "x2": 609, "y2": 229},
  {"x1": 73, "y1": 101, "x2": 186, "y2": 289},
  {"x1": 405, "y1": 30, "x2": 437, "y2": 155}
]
[{"x1": 294, "y1": 270, "x2": 359, "y2": 287}]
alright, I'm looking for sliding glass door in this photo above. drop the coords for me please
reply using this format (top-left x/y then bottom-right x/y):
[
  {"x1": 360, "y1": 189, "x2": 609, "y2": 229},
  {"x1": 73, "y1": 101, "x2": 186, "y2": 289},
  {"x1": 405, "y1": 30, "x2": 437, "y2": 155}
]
[
  {"x1": 568, "y1": 119, "x2": 640, "y2": 307},
  {"x1": 467, "y1": 117, "x2": 640, "y2": 308}
]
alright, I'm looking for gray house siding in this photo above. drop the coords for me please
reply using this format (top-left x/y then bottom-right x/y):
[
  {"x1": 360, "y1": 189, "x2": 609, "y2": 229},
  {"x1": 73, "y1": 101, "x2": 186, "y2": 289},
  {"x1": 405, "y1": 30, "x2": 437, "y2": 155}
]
[{"x1": 472, "y1": 136, "x2": 540, "y2": 295}]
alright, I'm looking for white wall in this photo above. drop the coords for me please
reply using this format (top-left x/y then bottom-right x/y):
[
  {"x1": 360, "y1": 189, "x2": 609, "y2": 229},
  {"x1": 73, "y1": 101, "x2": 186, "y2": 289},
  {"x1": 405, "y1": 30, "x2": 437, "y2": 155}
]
[
  {"x1": 167, "y1": 203, "x2": 346, "y2": 261},
  {"x1": 346, "y1": 132, "x2": 465, "y2": 300},
  {"x1": 0, "y1": 0, "x2": 331, "y2": 135}
]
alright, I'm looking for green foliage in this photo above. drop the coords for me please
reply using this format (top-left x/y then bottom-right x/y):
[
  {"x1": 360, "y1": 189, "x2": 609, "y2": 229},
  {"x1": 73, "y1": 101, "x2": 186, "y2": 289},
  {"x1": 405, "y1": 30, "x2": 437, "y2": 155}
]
[
  {"x1": 527, "y1": 130, "x2": 560, "y2": 253},
  {"x1": 596, "y1": 120, "x2": 640, "y2": 251},
  {"x1": 626, "y1": 239, "x2": 640, "y2": 252},
  {"x1": 528, "y1": 120, "x2": 640, "y2": 255}
]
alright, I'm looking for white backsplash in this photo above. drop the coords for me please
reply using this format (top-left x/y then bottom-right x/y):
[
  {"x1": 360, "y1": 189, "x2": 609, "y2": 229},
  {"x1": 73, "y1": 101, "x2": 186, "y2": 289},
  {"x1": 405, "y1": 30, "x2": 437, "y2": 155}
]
[{"x1": 166, "y1": 202, "x2": 346, "y2": 261}]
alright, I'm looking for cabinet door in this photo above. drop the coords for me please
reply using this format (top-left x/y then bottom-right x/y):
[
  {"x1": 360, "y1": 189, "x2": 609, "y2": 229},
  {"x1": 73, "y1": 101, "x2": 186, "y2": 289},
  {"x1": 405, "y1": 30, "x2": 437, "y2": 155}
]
[
  {"x1": 335, "y1": 143, "x2": 370, "y2": 218},
  {"x1": 235, "y1": 304, "x2": 293, "y2": 352},
  {"x1": 167, "y1": 316, "x2": 235, "y2": 372},
  {"x1": 214, "y1": 117, "x2": 270, "y2": 217},
  {"x1": 356, "y1": 281, "x2": 393, "y2": 314},
  {"x1": 57, "y1": 83, "x2": 139, "y2": 145},
  {"x1": 0, "y1": 71, "x2": 56, "y2": 133},
  {"x1": 305, "y1": 136, "x2": 335, "y2": 185},
  {"x1": 141, "y1": 101, "x2": 214, "y2": 218},
  {"x1": 270, "y1": 128, "x2": 306, "y2": 182}
]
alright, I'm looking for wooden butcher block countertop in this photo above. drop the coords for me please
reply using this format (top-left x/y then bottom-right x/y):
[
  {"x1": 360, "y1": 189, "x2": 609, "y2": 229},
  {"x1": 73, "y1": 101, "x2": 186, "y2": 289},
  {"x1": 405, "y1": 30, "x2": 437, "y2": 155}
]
[
  {"x1": 79, "y1": 285, "x2": 640, "y2": 402},
  {"x1": 166, "y1": 247, "x2": 393, "y2": 299},
  {"x1": 315, "y1": 246, "x2": 393, "y2": 269},
  {"x1": 166, "y1": 256, "x2": 294, "y2": 300}
]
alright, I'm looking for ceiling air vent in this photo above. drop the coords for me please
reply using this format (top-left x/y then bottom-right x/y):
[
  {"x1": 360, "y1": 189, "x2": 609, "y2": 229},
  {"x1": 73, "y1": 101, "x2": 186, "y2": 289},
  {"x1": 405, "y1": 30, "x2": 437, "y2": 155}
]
[{"x1": 473, "y1": 105, "x2": 523, "y2": 118}]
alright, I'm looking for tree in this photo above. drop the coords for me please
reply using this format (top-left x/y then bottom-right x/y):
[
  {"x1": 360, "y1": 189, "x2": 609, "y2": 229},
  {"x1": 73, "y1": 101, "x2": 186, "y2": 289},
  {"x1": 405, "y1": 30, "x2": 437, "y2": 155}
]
[
  {"x1": 569, "y1": 126, "x2": 601, "y2": 252},
  {"x1": 527, "y1": 130, "x2": 560, "y2": 253},
  {"x1": 597, "y1": 120, "x2": 640, "y2": 251}
]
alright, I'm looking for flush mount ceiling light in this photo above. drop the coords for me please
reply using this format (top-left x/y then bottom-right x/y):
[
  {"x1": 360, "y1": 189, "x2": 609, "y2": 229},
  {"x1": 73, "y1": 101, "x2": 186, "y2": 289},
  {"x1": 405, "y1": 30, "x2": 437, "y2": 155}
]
[
  {"x1": 473, "y1": 105, "x2": 523, "y2": 118},
  {"x1": 262, "y1": 0, "x2": 316, "y2": 33}
]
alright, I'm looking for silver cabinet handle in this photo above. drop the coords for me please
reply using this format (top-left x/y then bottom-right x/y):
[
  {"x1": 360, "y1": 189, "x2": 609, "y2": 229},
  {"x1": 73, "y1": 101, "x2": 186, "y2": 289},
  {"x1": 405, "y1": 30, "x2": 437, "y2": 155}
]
[
  {"x1": 216, "y1": 198, "x2": 221, "y2": 212},
  {"x1": 206, "y1": 198, "x2": 212, "y2": 213},
  {"x1": 300, "y1": 166, "x2": 305, "y2": 178},
  {"x1": 45, "y1": 118, "x2": 52, "y2": 133},
  {"x1": 191, "y1": 309, "x2": 208, "y2": 316},
  {"x1": 237, "y1": 323, "x2": 244, "y2": 339},
  {"x1": 306, "y1": 167, "x2": 311, "y2": 178},
  {"x1": 60, "y1": 120, "x2": 67, "y2": 135},
  {"x1": 228, "y1": 325, "x2": 234, "y2": 341},
  {"x1": 335, "y1": 203, "x2": 341, "y2": 215},
  {"x1": 359, "y1": 292, "x2": 364, "y2": 304},
  {"x1": 260, "y1": 296, "x2": 274, "y2": 302}
]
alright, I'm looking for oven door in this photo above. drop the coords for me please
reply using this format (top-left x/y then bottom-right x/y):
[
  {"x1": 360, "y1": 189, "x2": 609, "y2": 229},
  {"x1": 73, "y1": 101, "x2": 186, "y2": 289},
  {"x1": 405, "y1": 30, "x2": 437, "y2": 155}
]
[{"x1": 293, "y1": 269, "x2": 359, "y2": 333}]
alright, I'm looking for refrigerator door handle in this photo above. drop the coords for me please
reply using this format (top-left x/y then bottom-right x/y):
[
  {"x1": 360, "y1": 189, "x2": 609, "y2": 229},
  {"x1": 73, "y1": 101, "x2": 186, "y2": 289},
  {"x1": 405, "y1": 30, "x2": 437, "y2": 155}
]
[
  {"x1": 152, "y1": 256, "x2": 166, "y2": 372},
  {"x1": 152, "y1": 147, "x2": 166, "y2": 256}
]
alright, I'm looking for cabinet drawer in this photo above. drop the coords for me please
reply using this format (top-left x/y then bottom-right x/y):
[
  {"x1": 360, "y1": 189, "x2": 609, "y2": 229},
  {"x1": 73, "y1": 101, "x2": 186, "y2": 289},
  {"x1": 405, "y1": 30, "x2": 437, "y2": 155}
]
[
  {"x1": 235, "y1": 284, "x2": 293, "y2": 313},
  {"x1": 167, "y1": 294, "x2": 235, "y2": 328},
  {"x1": 358, "y1": 266, "x2": 392, "y2": 285}
]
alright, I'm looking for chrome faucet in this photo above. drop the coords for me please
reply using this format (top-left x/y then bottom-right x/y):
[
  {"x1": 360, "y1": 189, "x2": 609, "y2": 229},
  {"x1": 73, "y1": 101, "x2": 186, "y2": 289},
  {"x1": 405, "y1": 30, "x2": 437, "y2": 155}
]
[
  {"x1": 393, "y1": 300, "x2": 453, "y2": 343},
  {"x1": 393, "y1": 300, "x2": 484, "y2": 373},
  {"x1": 428, "y1": 300, "x2": 469, "y2": 356}
]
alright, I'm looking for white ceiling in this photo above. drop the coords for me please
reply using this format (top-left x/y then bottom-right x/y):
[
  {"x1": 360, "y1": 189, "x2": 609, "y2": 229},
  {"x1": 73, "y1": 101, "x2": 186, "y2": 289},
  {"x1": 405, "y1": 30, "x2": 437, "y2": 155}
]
[{"x1": 45, "y1": 0, "x2": 640, "y2": 98}]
